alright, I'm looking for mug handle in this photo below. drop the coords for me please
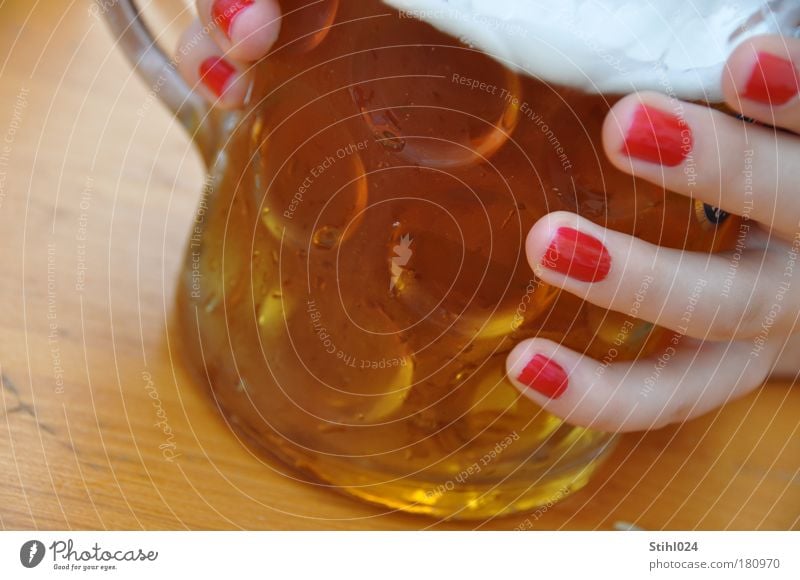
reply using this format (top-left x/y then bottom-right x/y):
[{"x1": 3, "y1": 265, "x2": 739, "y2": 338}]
[{"x1": 102, "y1": 0, "x2": 223, "y2": 165}]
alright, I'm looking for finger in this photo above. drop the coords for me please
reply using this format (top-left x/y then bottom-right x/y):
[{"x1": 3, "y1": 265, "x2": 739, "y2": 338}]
[
  {"x1": 527, "y1": 211, "x2": 799, "y2": 341},
  {"x1": 723, "y1": 34, "x2": 800, "y2": 133},
  {"x1": 176, "y1": 20, "x2": 251, "y2": 109},
  {"x1": 197, "y1": 0, "x2": 281, "y2": 63},
  {"x1": 602, "y1": 91, "x2": 800, "y2": 238},
  {"x1": 505, "y1": 336, "x2": 776, "y2": 432}
]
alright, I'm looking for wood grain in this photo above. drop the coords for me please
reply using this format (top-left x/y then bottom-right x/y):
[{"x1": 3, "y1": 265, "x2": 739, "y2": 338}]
[{"x1": 0, "y1": 1, "x2": 797, "y2": 531}]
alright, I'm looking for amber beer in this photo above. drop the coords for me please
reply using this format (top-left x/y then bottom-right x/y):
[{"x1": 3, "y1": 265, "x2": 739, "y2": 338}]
[{"x1": 177, "y1": 0, "x2": 739, "y2": 518}]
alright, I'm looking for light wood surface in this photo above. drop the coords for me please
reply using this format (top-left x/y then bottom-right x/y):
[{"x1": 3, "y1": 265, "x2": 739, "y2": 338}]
[{"x1": 0, "y1": 1, "x2": 797, "y2": 531}]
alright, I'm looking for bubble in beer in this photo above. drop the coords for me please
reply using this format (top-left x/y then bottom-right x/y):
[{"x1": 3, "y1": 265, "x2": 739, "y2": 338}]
[
  {"x1": 312, "y1": 225, "x2": 341, "y2": 250},
  {"x1": 257, "y1": 290, "x2": 292, "y2": 333},
  {"x1": 378, "y1": 130, "x2": 406, "y2": 153}
]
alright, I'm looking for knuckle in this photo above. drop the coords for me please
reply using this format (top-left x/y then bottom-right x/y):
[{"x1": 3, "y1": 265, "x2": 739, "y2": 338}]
[
  {"x1": 705, "y1": 272, "x2": 770, "y2": 340},
  {"x1": 705, "y1": 306, "x2": 758, "y2": 340}
]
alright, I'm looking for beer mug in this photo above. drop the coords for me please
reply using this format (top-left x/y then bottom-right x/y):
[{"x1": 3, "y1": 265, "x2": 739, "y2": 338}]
[{"x1": 104, "y1": 0, "x2": 797, "y2": 518}]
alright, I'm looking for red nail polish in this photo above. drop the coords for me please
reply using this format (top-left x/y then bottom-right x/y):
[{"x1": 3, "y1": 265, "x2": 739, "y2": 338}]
[
  {"x1": 517, "y1": 355, "x2": 568, "y2": 399},
  {"x1": 212, "y1": 0, "x2": 255, "y2": 39},
  {"x1": 742, "y1": 52, "x2": 800, "y2": 106},
  {"x1": 621, "y1": 104, "x2": 692, "y2": 167},
  {"x1": 541, "y1": 227, "x2": 611, "y2": 283},
  {"x1": 199, "y1": 57, "x2": 236, "y2": 97}
]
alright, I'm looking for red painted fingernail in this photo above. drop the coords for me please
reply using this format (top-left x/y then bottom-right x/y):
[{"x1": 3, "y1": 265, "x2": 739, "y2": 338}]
[
  {"x1": 541, "y1": 227, "x2": 611, "y2": 283},
  {"x1": 742, "y1": 52, "x2": 800, "y2": 106},
  {"x1": 212, "y1": 0, "x2": 255, "y2": 39},
  {"x1": 621, "y1": 104, "x2": 692, "y2": 166},
  {"x1": 199, "y1": 57, "x2": 236, "y2": 97},
  {"x1": 517, "y1": 355, "x2": 568, "y2": 399}
]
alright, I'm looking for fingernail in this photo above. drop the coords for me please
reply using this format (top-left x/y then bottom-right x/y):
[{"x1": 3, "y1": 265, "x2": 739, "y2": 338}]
[
  {"x1": 541, "y1": 227, "x2": 611, "y2": 283},
  {"x1": 199, "y1": 57, "x2": 236, "y2": 97},
  {"x1": 621, "y1": 104, "x2": 692, "y2": 167},
  {"x1": 212, "y1": 0, "x2": 255, "y2": 39},
  {"x1": 516, "y1": 354, "x2": 568, "y2": 399},
  {"x1": 742, "y1": 52, "x2": 800, "y2": 106}
]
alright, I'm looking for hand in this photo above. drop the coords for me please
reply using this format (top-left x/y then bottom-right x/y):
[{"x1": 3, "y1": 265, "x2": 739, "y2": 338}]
[
  {"x1": 176, "y1": 0, "x2": 283, "y2": 108},
  {"x1": 172, "y1": 6, "x2": 799, "y2": 432},
  {"x1": 506, "y1": 34, "x2": 800, "y2": 432}
]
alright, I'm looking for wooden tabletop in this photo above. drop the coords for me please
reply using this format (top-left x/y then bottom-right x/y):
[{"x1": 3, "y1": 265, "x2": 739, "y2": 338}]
[{"x1": 0, "y1": 1, "x2": 798, "y2": 531}]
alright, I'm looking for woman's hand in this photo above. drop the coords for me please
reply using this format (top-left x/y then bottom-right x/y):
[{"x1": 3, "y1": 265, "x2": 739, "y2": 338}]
[
  {"x1": 175, "y1": 1, "x2": 283, "y2": 108},
  {"x1": 172, "y1": 4, "x2": 799, "y2": 432},
  {"x1": 506, "y1": 35, "x2": 800, "y2": 432}
]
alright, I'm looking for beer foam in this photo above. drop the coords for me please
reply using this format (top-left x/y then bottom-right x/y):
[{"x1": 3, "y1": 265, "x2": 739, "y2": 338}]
[{"x1": 382, "y1": 0, "x2": 800, "y2": 100}]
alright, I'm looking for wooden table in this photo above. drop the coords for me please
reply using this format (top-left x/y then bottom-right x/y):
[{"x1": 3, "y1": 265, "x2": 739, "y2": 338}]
[{"x1": 0, "y1": 1, "x2": 797, "y2": 531}]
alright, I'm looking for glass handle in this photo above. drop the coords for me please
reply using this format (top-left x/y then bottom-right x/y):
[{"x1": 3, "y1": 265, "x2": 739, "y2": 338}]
[{"x1": 101, "y1": 0, "x2": 222, "y2": 165}]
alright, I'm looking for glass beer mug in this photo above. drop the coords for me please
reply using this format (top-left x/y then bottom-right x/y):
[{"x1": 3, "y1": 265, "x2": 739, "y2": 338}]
[{"x1": 105, "y1": 0, "x2": 796, "y2": 518}]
